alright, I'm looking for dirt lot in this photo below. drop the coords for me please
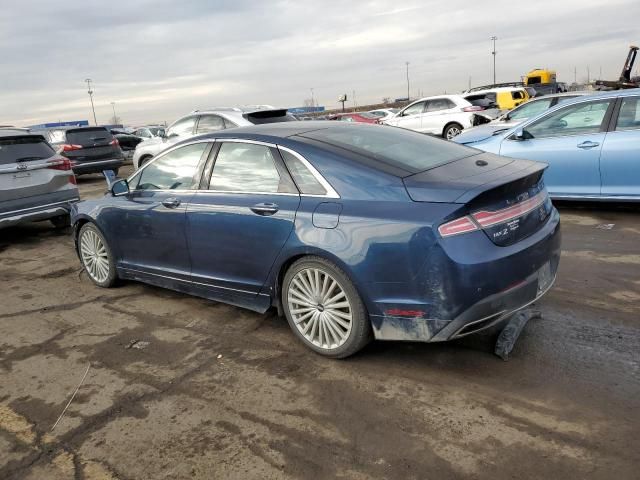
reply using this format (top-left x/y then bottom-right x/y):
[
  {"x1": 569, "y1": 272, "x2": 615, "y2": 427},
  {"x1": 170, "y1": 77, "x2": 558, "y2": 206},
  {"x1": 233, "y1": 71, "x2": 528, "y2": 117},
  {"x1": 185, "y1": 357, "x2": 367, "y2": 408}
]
[{"x1": 1, "y1": 166, "x2": 639, "y2": 479}]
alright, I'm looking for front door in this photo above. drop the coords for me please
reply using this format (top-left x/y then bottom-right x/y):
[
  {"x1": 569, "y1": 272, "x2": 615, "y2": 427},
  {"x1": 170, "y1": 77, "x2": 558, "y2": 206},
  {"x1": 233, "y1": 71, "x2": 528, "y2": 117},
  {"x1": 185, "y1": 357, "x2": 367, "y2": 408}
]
[
  {"x1": 392, "y1": 101, "x2": 425, "y2": 131},
  {"x1": 499, "y1": 99, "x2": 614, "y2": 198},
  {"x1": 600, "y1": 96, "x2": 640, "y2": 198},
  {"x1": 420, "y1": 98, "x2": 457, "y2": 135},
  {"x1": 186, "y1": 141, "x2": 300, "y2": 309},
  {"x1": 109, "y1": 142, "x2": 211, "y2": 279}
]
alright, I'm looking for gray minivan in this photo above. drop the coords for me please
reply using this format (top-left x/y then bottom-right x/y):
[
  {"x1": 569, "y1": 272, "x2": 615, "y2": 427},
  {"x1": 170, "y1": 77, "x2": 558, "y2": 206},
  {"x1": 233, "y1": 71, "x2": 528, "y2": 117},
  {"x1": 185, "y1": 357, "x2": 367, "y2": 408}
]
[{"x1": 0, "y1": 129, "x2": 79, "y2": 229}]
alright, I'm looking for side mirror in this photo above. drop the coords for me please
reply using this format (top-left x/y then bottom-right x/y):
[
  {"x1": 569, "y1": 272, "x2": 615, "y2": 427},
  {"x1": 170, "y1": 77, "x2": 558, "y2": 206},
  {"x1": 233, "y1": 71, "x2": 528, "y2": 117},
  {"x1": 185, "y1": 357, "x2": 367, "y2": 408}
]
[
  {"x1": 512, "y1": 128, "x2": 532, "y2": 141},
  {"x1": 111, "y1": 179, "x2": 129, "y2": 196}
]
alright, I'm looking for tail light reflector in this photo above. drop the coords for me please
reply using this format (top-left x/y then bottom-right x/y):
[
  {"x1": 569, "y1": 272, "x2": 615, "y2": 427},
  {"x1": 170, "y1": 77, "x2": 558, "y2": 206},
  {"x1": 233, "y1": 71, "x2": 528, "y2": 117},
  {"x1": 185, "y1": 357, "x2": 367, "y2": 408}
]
[
  {"x1": 438, "y1": 216, "x2": 479, "y2": 237},
  {"x1": 110, "y1": 138, "x2": 119, "y2": 146},
  {"x1": 62, "y1": 144, "x2": 82, "y2": 152},
  {"x1": 462, "y1": 106, "x2": 484, "y2": 112},
  {"x1": 46, "y1": 158, "x2": 73, "y2": 171}
]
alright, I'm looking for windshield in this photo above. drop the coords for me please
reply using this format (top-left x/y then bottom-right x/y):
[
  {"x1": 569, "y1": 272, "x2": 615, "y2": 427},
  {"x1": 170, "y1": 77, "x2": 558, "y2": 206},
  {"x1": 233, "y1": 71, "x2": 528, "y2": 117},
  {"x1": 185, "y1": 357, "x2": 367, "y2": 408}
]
[
  {"x1": 300, "y1": 125, "x2": 475, "y2": 174},
  {"x1": 0, "y1": 136, "x2": 55, "y2": 165},
  {"x1": 149, "y1": 127, "x2": 165, "y2": 136}
]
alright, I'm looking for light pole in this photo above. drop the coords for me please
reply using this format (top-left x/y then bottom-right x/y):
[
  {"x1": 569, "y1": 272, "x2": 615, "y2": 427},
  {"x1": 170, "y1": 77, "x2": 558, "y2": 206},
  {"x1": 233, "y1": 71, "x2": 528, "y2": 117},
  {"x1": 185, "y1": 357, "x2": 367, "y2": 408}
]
[
  {"x1": 405, "y1": 61, "x2": 410, "y2": 100},
  {"x1": 85, "y1": 78, "x2": 97, "y2": 125},
  {"x1": 310, "y1": 88, "x2": 315, "y2": 109},
  {"x1": 490, "y1": 36, "x2": 498, "y2": 84},
  {"x1": 110, "y1": 102, "x2": 118, "y2": 124}
]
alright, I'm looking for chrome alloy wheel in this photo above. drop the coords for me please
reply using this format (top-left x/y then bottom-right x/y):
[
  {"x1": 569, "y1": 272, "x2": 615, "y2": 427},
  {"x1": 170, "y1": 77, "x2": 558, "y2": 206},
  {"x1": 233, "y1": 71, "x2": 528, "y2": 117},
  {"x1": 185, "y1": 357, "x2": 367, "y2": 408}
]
[
  {"x1": 287, "y1": 268, "x2": 353, "y2": 350},
  {"x1": 446, "y1": 125, "x2": 462, "y2": 139},
  {"x1": 79, "y1": 228, "x2": 110, "y2": 283}
]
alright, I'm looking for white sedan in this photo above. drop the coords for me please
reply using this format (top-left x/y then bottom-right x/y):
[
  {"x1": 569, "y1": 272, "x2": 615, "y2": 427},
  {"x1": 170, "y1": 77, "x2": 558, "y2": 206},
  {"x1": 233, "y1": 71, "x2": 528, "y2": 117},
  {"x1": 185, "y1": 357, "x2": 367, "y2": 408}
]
[{"x1": 382, "y1": 95, "x2": 492, "y2": 139}]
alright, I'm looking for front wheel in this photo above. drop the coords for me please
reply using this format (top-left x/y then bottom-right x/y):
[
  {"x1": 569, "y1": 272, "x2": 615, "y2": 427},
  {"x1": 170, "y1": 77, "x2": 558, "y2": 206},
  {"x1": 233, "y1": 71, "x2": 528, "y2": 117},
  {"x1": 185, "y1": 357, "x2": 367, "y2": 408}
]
[
  {"x1": 443, "y1": 123, "x2": 463, "y2": 140},
  {"x1": 282, "y1": 256, "x2": 372, "y2": 358},
  {"x1": 78, "y1": 223, "x2": 117, "y2": 287}
]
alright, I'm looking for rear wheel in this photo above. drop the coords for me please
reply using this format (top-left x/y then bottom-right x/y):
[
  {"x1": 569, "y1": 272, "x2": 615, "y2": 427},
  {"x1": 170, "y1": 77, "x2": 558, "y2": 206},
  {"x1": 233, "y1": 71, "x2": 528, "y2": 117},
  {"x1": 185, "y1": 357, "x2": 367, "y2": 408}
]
[
  {"x1": 78, "y1": 223, "x2": 117, "y2": 287},
  {"x1": 139, "y1": 155, "x2": 152, "y2": 168},
  {"x1": 50, "y1": 214, "x2": 70, "y2": 229},
  {"x1": 282, "y1": 256, "x2": 372, "y2": 358},
  {"x1": 443, "y1": 122, "x2": 463, "y2": 140}
]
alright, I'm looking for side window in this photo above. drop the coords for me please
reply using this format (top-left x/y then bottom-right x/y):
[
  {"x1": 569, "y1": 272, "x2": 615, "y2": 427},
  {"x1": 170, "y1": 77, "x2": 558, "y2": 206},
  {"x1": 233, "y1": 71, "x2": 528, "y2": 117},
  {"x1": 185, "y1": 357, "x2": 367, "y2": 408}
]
[
  {"x1": 509, "y1": 98, "x2": 553, "y2": 120},
  {"x1": 196, "y1": 115, "x2": 226, "y2": 134},
  {"x1": 426, "y1": 99, "x2": 454, "y2": 112},
  {"x1": 402, "y1": 101, "x2": 425, "y2": 116},
  {"x1": 166, "y1": 117, "x2": 196, "y2": 137},
  {"x1": 209, "y1": 143, "x2": 295, "y2": 193},
  {"x1": 615, "y1": 97, "x2": 640, "y2": 131},
  {"x1": 524, "y1": 100, "x2": 611, "y2": 139},
  {"x1": 136, "y1": 129, "x2": 150, "y2": 138},
  {"x1": 280, "y1": 150, "x2": 327, "y2": 195},
  {"x1": 135, "y1": 143, "x2": 207, "y2": 190},
  {"x1": 340, "y1": 116, "x2": 354, "y2": 122},
  {"x1": 512, "y1": 91, "x2": 525, "y2": 100},
  {"x1": 223, "y1": 118, "x2": 238, "y2": 129}
]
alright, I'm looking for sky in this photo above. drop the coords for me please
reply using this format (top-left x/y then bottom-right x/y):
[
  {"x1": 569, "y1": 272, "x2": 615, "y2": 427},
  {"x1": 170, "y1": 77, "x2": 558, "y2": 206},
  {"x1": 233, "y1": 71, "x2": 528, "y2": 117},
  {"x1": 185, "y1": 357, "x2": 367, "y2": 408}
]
[{"x1": 1, "y1": 0, "x2": 638, "y2": 127}]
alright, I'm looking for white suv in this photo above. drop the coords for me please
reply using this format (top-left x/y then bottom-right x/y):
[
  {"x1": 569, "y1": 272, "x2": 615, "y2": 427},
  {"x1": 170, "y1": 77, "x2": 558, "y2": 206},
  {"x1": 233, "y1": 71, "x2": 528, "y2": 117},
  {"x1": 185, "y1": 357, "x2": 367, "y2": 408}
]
[
  {"x1": 382, "y1": 95, "x2": 490, "y2": 139},
  {"x1": 132, "y1": 107, "x2": 296, "y2": 169}
]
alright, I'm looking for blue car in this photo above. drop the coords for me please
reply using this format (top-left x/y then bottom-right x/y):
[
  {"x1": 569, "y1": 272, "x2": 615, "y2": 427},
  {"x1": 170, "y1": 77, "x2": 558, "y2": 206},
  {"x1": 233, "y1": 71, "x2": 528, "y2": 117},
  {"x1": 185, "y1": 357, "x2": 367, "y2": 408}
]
[
  {"x1": 454, "y1": 89, "x2": 640, "y2": 201},
  {"x1": 71, "y1": 123, "x2": 560, "y2": 358}
]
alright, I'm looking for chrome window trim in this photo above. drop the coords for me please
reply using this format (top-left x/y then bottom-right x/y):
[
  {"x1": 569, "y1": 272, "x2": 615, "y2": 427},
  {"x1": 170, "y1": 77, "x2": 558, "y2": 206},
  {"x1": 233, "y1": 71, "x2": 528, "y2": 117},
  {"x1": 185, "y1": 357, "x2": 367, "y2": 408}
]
[
  {"x1": 128, "y1": 137, "x2": 340, "y2": 199},
  {"x1": 277, "y1": 146, "x2": 340, "y2": 199}
]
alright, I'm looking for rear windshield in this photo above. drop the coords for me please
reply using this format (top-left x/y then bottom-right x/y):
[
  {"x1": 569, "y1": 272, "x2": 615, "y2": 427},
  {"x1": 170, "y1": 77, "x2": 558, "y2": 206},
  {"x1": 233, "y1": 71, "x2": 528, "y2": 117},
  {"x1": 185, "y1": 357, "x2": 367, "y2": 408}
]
[
  {"x1": 244, "y1": 110, "x2": 298, "y2": 125},
  {"x1": 0, "y1": 136, "x2": 55, "y2": 165},
  {"x1": 66, "y1": 128, "x2": 113, "y2": 145},
  {"x1": 300, "y1": 125, "x2": 474, "y2": 174}
]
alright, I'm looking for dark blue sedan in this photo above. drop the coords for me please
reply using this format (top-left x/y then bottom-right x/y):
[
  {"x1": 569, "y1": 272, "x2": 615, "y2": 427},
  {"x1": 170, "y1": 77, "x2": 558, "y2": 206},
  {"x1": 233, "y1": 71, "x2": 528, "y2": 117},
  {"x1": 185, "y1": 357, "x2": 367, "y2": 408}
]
[{"x1": 71, "y1": 122, "x2": 561, "y2": 358}]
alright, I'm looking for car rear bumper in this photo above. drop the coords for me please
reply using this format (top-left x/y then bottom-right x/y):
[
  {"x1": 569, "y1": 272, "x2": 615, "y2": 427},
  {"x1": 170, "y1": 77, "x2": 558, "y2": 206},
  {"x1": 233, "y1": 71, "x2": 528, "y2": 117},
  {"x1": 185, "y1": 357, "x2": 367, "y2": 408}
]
[
  {"x1": 73, "y1": 158, "x2": 123, "y2": 174},
  {"x1": 0, "y1": 198, "x2": 78, "y2": 229},
  {"x1": 369, "y1": 208, "x2": 561, "y2": 342}
]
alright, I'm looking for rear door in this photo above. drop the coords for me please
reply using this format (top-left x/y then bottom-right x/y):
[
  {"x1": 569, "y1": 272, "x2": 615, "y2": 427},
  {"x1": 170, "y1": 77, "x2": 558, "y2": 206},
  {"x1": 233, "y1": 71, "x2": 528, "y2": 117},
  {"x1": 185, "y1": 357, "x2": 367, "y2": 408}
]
[
  {"x1": 420, "y1": 98, "x2": 457, "y2": 134},
  {"x1": 63, "y1": 128, "x2": 121, "y2": 165},
  {"x1": 0, "y1": 135, "x2": 75, "y2": 215},
  {"x1": 599, "y1": 96, "x2": 640, "y2": 198},
  {"x1": 499, "y1": 99, "x2": 614, "y2": 198},
  {"x1": 186, "y1": 141, "x2": 300, "y2": 308}
]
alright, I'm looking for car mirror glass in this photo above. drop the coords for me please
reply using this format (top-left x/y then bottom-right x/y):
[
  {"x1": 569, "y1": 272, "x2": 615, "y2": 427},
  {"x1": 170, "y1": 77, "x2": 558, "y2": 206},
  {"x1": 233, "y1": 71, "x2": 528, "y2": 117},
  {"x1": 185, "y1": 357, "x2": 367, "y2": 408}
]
[{"x1": 110, "y1": 179, "x2": 129, "y2": 196}]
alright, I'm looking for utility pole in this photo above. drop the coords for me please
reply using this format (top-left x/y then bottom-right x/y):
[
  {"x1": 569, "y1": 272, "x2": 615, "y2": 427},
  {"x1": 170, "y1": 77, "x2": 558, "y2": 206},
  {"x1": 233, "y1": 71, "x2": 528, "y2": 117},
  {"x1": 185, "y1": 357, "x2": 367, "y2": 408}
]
[
  {"x1": 310, "y1": 88, "x2": 315, "y2": 108},
  {"x1": 468, "y1": 76, "x2": 472, "y2": 91},
  {"x1": 110, "y1": 102, "x2": 118, "y2": 124},
  {"x1": 85, "y1": 78, "x2": 97, "y2": 125},
  {"x1": 353, "y1": 90, "x2": 357, "y2": 109},
  {"x1": 587, "y1": 66, "x2": 590, "y2": 84},
  {"x1": 574, "y1": 66, "x2": 577, "y2": 84},
  {"x1": 405, "y1": 61, "x2": 410, "y2": 100},
  {"x1": 491, "y1": 36, "x2": 498, "y2": 84}
]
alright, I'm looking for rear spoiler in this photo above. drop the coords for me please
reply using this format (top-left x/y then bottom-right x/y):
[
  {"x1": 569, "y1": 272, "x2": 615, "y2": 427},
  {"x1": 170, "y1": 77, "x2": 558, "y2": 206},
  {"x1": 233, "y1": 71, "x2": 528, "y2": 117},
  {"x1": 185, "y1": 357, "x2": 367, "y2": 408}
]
[{"x1": 242, "y1": 109, "x2": 290, "y2": 121}]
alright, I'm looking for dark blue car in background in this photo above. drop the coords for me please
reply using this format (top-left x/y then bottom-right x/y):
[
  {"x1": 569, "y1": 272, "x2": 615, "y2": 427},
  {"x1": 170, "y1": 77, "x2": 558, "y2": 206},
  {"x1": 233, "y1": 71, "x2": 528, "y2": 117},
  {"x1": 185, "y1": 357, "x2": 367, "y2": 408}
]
[{"x1": 71, "y1": 123, "x2": 561, "y2": 358}]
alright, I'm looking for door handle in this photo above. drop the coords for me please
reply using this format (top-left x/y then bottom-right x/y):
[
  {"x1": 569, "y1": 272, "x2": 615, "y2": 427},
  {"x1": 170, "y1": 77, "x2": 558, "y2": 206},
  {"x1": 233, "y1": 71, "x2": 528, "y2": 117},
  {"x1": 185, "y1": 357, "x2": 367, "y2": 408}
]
[
  {"x1": 162, "y1": 197, "x2": 181, "y2": 208},
  {"x1": 577, "y1": 141, "x2": 600, "y2": 149},
  {"x1": 250, "y1": 202, "x2": 279, "y2": 216}
]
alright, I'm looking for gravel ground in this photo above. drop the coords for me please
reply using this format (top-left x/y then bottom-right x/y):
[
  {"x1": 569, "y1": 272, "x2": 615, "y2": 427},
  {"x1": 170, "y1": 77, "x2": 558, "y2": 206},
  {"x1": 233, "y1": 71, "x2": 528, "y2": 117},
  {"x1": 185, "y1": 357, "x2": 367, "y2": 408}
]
[{"x1": 1, "y1": 166, "x2": 638, "y2": 479}]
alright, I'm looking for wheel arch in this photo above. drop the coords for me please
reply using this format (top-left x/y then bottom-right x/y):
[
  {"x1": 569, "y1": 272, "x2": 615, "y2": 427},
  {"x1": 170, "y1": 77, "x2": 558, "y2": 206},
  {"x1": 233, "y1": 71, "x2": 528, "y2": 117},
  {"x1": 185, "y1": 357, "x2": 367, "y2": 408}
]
[{"x1": 442, "y1": 121, "x2": 463, "y2": 137}]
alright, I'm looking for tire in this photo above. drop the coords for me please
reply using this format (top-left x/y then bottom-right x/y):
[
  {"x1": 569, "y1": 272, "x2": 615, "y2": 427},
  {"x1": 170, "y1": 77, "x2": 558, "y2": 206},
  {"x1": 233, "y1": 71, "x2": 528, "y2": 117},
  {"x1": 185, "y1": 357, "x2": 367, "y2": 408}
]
[
  {"x1": 139, "y1": 155, "x2": 152, "y2": 168},
  {"x1": 77, "y1": 223, "x2": 117, "y2": 288},
  {"x1": 50, "y1": 214, "x2": 70, "y2": 229},
  {"x1": 282, "y1": 256, "x2": 372, "y2": 358},
  {"x1": 443, "y1": 123, "x2": 463, "y2": 140}
]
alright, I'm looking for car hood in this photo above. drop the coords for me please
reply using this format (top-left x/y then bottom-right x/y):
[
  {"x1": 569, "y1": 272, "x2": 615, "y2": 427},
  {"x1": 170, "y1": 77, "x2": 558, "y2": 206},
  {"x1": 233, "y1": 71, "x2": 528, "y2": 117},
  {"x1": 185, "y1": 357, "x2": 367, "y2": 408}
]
[
  {"x1": 402, "y1": 152, "x2": 546, "y2": 203},
  {"x1": 452, "y1": 123, "x2": 516, "y2": 144}
]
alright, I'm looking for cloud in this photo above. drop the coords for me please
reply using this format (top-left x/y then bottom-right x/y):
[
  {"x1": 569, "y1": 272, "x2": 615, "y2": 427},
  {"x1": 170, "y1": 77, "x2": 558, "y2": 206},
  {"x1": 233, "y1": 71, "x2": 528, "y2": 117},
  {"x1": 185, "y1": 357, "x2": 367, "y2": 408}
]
[{"x1": 1, "y1": 0, "x2": 638, "y2": 126}]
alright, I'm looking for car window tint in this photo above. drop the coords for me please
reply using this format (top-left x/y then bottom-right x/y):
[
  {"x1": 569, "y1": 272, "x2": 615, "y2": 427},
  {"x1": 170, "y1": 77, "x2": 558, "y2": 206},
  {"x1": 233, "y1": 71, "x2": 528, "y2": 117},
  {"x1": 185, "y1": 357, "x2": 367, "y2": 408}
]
[
  {"x1": 525, "y1": 100, "x2": 611, "y2": 139},
  {"x1": 509, "y1": 98, "x2": 553, "y2": 120},
  {"x1": 223, "y1": 118, "x2": 237, "y2": 129},
  {"x1": 555, "y1": 96, "x2": 580, "y2": 104},
  {"x1": 167, "y1": 117, "x2": 196, "y2": 136},
  {"x1": 0, "y1": 136, "x2": 55, "y2": 165},
  {"x1": 210, "y1": 143, "x2": 285, "y2": 193},
  {"x1": 280, "y1": 150, "x2": 327, "y2": 195},
  {"x1": 402, "y1": 102, "x2": 425, "y2": 116},
  {"x1": 196, "y1": 115, "x2": 226, "y2": 134},
  {"x1": 615, "y1": 97, "x2": 640, "y2": 130},
  {"x1": 136, "y1": 143, "x2": 207, "y2": 190},
  {"x1": 426, "y1": 99, "x2": 452, "y2": 112}
]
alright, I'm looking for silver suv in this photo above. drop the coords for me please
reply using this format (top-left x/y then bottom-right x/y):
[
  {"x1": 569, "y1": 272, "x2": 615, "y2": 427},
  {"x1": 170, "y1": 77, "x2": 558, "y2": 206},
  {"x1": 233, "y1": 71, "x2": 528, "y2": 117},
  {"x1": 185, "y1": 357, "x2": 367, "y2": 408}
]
[
  {"x1": 132, "y1": 107, "x2": 296, "y2": 169},
  {"x1": 0, "y1": 129, "x2": 79, "y2": 229}
]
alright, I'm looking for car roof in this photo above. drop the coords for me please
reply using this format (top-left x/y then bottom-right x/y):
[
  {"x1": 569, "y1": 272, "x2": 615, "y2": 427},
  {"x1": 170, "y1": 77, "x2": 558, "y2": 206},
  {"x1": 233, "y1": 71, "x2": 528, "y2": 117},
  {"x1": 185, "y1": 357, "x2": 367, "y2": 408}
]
[
  {"x1": 0, "y1": 128, "x2": 38, "y2": 138},
  {"x1": 465, "y1": 87, "x2": 526, "y2": 95}
]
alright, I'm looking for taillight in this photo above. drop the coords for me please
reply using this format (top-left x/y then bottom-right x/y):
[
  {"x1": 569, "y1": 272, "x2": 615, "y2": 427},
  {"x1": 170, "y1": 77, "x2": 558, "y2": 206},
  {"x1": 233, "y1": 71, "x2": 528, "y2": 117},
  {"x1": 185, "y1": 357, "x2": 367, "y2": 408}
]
[
  {"x1": 462, "y1": 106, "x2": 484, "y2": 112},
  {"x1": 471, "y1": 191, "x2": 546, "y2": 228},
  {"x1": 438, "y1": 216, "x2": 479, "y2": 237},
  {"x1": 110, "y1": 138, "x2": 119, "y2": 146},
  {"x1": 47, "y1": 158, "x2": 74, "y2": 171},
  {"x1": 62, "y1": 144, "x2": 82, "y2": 152}
]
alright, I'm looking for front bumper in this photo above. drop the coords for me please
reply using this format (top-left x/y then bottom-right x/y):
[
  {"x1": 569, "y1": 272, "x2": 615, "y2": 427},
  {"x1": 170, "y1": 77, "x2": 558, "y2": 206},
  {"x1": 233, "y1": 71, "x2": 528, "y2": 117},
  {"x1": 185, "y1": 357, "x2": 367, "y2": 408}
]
[
  {"x1": 0, "y1": 199, "x2": 79, "y2": 229},
  {"x1": 73, "y1": 158, "x2": 124, "y2": 174}
]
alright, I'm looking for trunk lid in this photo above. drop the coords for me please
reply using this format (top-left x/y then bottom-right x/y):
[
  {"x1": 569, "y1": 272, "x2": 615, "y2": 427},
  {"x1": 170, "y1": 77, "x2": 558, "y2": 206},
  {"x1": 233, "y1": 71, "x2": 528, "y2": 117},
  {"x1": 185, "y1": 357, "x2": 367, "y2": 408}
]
[
  {"x1": 62, "y1": 128, "x2": 123, "y2": 163},
  {"x1": 403, "y1": 153, "x2": 552, "y2": 246}
]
